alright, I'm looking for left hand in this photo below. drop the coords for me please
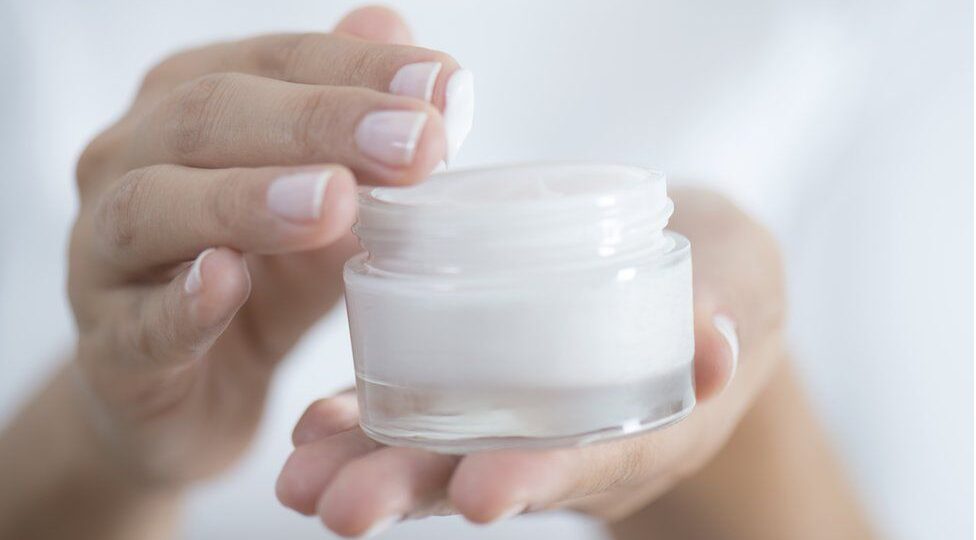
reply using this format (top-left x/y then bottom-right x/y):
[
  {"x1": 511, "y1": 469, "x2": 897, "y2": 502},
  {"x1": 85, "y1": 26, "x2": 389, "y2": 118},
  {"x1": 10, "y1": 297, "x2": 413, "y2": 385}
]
[{"x1": 275, "y1": 189, "x2": 787, "y2": 537}]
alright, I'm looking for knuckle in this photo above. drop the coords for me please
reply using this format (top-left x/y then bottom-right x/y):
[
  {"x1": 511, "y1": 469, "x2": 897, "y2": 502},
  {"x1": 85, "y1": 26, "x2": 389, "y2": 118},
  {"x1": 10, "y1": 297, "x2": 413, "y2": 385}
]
[
  {"x1": 165, "y1": 73, "x2": 236, "y2": 159},
  {"x1": 122, "y1": 292, "x2": 193, "y2": 369},
  {"x1": 94, "y1": 167, "x2": 157, "y2": 254},
  {"x1": 291, "y1": 89, "x2": 339, "y2": 159},
  {"x1": 75, "y1": 130, "x2": 116, "y2": 192},
  {"x1": 139, "y1": 46, "x2": 207, "y2": 94},
  {"x1": 140, "y1": 56, "x2": 182, "y2": 94},
  {"x1": 119, "y1": 295, "x2": 162, "y2": 364},
  {"x1": 209, "y1": 169, "x2": 251, "y2": 234},
  {"x1": 577, "y1": 440, "x2": 656, "y2": 495},
  {"x1": 344, "y1": 45, "x2": 379, "y2": 84},
  {"x1": 255, "y1": 33, "x2": 318, "y2": 81}
]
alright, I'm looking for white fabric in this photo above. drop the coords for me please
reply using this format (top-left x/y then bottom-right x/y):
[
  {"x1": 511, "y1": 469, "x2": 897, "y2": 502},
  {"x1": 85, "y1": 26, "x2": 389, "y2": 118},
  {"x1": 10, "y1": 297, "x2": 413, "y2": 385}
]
[{"x1": 0, "y1": 1, "x2": 971, "y2": 538}]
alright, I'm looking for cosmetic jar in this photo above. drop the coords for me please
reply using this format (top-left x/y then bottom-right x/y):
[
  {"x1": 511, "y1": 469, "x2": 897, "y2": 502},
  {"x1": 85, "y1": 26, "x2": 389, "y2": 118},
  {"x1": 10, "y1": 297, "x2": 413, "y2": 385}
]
[{"x1": 344, "y1": 163, "x2": 694, "y2": 453}]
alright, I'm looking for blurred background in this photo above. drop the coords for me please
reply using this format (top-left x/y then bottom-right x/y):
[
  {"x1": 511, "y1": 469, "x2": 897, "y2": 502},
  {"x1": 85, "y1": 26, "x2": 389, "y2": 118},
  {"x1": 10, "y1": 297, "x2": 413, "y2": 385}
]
[{"x1": 0, "y1": 0, "x2": 971, "y2": 538}]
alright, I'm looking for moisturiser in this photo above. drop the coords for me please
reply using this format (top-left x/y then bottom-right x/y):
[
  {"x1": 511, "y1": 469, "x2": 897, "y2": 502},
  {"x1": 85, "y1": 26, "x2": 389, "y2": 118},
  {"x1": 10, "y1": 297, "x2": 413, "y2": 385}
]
[{"x1": 344, "y1": 163, "x2": 695, "y2": 453}]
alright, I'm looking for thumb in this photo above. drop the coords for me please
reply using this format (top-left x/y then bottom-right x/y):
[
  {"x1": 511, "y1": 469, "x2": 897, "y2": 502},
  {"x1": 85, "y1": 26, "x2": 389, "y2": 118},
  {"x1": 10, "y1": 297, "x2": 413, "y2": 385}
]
[
  {"x1": 693, "y1": 307, "x2": 740, "y2": 401},
  {"x1": 333, "y1": 5, "x2": 414, "y2": 44}
]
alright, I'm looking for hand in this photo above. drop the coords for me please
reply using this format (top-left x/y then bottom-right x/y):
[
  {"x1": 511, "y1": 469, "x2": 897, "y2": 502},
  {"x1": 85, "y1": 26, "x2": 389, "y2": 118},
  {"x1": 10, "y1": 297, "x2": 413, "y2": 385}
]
[
  {"x1": 67, "y1": 7, "x2": 468, "y2": 487},
  {"x1": 275, "y1": 188, "x2": 788, "y2": 537}
]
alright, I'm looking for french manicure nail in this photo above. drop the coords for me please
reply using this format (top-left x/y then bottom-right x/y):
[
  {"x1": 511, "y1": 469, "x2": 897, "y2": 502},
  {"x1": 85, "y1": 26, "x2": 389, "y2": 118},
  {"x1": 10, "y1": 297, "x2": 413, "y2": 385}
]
[
  {"x1": 443, "y1": 69, "x2": 474, "y2": 164},
  {"x1": 266, "y1": 170, "x2": 331, "y2": 223},
  {"x1": 356, "y1": 514, "x2": 402, "y2": 538},
  {"x1": 184, "y1": 248, "x2": 215, "y2": 295},
  {"x1": 492, "y1": 502, "x2": 527, "y2": 522},
  {"x1": 390, "y1": 61, "x2": 443, "y2": 102},
  {"x1": 355, "y1": 110, "x2": 428, "y2": 167},
  {"x1": 712, "y1": 314, "x2": 740, "y2": 381}
]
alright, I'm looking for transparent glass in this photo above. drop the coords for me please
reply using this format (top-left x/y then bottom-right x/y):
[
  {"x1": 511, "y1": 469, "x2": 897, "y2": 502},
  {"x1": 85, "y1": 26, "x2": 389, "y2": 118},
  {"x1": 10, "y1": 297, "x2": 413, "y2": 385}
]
[{"x1": 344, "y1": 163, "x2": 695, "y2": 453}]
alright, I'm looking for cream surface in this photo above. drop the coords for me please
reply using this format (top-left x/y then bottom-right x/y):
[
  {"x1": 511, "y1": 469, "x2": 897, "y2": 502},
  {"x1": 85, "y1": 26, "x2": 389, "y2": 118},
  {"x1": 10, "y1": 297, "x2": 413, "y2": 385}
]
[{"x1": 370, "y1": 163, "x2": 661, "y2": 206}]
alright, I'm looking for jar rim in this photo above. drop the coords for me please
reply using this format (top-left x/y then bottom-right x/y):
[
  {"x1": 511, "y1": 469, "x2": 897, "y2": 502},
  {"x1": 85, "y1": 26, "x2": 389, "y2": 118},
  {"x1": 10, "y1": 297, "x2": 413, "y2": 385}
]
[{"x1": 353, "y1": 162, "x2": 676, "y2": 275}]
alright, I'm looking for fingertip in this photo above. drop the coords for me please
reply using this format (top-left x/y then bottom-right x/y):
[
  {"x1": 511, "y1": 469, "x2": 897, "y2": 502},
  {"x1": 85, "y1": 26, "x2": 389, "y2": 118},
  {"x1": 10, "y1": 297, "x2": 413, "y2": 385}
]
[
  {"x1": 693, "y1": 311, "x2": 738, "y2": 401},
  {"x1": 292, "y1": 393, "x2": 360, "y2": 446},
  {"x1": 275, "y1": 453, "x2": 300, "y2": 511},
  {"x1": 188, "y1": 247, "x2": 250, "y2": 329},
  {"x1": 276, "y1": 447, "x2": 320, "y2": 515},
  {"x1": 334, "y1": 5, "x2": 413, "y2": 45},
  {"x1": 448, "y1": 452, "x2": 542, "y2": 524},
  {"x1": 317, "y1": 459, "x2": 395, "y2": 537},
  {"x1": 277, "y1": 430, "x2": 381, "y2": 517},
  {"x1": 316, "y1": 166, "x2": 359, "y2": 242},
  {"x1": 399, "y1": 106, "x2": 447, "y2": 185},
  {"x1": 438, "y1": 68, "x2": 474, "y2": 164}
]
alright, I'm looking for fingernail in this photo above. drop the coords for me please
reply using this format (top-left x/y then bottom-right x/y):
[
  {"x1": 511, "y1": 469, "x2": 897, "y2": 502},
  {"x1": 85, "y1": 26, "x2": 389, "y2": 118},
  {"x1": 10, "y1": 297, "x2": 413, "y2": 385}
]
[
  {"x1": 390, "y1": 61, "x2": 443, "y2": 102},
  {"x1": 357, "y1": 514, "x2": 402, "y2": 538},
  {"x1": 355, "y1": 110, "x2": 428, "y2": 167},
  {"x1": 492, "y1": 502, "x2": 526, "y2": 522},
  {"x1": 712, "y1": 314, "x2": 740, "y2": 382},
  {"x1": 184, "y1": 248, "x2": 215, "y2": 295},
  {"x1": 443, "y1": 69, "x2": 474, "y2": 164},
  {"x1": 266, "y1": 170, "x2": 331, "y2": 223}
]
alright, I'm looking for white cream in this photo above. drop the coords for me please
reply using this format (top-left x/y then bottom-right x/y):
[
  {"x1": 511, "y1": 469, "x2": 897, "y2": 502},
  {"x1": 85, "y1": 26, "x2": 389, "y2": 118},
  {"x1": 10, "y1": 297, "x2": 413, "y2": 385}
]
[
  {"x1": 442, "y1": 69, "x2": 474, "y2": 163},
  {"x1": 344, "y1": 163, "x2": 695, "y2": 452}
]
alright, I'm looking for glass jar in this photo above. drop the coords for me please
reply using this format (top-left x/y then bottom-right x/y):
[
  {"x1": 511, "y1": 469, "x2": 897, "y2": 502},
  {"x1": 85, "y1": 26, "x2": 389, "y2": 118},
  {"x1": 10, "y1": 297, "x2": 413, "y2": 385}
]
[{"x1": 344, "y1": 163, "x2": 694, "y2": 453}]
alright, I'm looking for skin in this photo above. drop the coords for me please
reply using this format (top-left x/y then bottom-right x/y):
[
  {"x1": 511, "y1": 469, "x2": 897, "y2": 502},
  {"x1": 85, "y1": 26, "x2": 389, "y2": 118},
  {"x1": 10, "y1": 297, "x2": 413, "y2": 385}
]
[
  {"x1": 274, "y1": 189, "x2": 788, "y2": 534},
  {"x1": 0, "y1": 6, "x2": 875, "y2": 540}
]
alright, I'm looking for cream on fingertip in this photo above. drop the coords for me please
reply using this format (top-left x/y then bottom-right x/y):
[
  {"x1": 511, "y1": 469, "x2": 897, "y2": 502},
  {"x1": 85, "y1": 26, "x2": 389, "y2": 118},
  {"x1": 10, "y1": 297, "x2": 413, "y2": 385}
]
[{"x1": 442, "y1": 69, "x2": 474, "y2": 164}]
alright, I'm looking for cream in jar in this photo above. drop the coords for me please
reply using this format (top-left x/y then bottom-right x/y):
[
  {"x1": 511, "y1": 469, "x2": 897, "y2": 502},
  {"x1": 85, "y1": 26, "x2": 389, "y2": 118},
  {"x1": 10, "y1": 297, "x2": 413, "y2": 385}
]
[{"x1": 344, "y1": 163, "x2": 694, "y2": 453}]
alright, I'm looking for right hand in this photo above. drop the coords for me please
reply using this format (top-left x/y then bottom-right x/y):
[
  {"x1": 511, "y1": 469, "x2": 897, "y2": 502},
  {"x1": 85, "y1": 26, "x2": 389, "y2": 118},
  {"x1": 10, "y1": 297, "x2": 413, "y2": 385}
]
[{"x1": 67, "y1": 6, "x2": 468, "y2": 488}]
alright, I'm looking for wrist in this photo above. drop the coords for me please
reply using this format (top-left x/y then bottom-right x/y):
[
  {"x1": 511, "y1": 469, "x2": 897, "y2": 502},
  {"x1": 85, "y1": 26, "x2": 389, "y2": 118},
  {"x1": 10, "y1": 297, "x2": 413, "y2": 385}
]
[{"x1": 0, "y1": 363, "x2": 183, "y2": 540}]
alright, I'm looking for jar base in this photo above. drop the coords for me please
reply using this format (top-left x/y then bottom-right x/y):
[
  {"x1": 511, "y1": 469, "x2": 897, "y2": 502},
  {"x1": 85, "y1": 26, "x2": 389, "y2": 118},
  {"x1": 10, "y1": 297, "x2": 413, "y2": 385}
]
[
  {"x1": 361, "y1": 405, "x2": 694, "y2": 454},
  {"x1": 356, "y1": 366, "x2": 696, "y2": 454}
]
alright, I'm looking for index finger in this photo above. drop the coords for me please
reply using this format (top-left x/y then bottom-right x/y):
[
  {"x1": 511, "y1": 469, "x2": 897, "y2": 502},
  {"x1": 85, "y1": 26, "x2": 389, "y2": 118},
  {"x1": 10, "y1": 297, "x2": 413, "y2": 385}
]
[{"x1": 144, "y1": 33, "x2": 473, "y2": 161}]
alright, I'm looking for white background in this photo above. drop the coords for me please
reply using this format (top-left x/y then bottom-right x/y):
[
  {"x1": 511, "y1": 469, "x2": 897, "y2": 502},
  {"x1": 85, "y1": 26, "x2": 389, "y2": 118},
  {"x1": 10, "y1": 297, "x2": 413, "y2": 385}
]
[{"x1": 0, "y1": 1, "x2": 971, "y2": 538}]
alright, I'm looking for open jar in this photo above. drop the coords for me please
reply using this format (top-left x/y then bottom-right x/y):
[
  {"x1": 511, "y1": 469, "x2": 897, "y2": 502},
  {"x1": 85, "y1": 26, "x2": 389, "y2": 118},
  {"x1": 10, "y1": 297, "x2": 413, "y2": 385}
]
[{"x1": 343, "y1": 163, "x2": 694, "y2": 453}]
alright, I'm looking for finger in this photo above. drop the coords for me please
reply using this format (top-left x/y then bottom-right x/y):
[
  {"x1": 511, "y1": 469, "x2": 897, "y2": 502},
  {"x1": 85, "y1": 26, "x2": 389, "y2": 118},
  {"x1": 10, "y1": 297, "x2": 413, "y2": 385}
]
[
  {"x1": 235, "y1": 33, "x2": 466, "y2": 117},
  {"x1": 448, "y1": 431, "x2": 690, "y2": 524},
  {"x1": 93, "y1": 164, "x2": 357, "y2": 275},
  {"x1": 317, "y1": 446, "x2": 460, "y2": 537},
  {"x1": 128, "y1": 73, "x2": 446, "y2": 183},
  {"x1": 276, "y1": 429, "x2": 381, "y2": 516},
  {"x1": 333, "y1": 5, "x2": 414, "y2": 44},
  {"x1": 144, "y1": 33, "x2": 452, "y2": 103},
  {"x1": 693, "y1": 309, "x2": 740, "y2": 401},
  {"x1": 227, "y1": 231, "x2": 361, "y2": 362},
  {"x1": 292, "y1": 390, "x2": 359, "y2": 446},
  {"x1": 107, "y1": 247, "x2": 250, "y2": 373}
]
